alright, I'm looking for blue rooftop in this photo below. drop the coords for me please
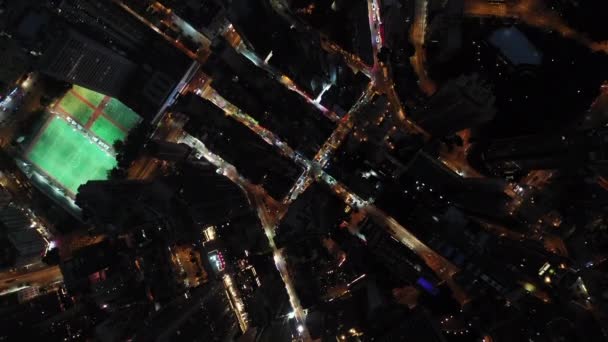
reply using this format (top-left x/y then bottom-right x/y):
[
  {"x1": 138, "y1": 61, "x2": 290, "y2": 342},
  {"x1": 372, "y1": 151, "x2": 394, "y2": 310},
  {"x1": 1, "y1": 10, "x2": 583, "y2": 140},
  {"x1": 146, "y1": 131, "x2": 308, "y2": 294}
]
[{"x1": 489, "y1": 27, "x2": 542, "y2": 65}]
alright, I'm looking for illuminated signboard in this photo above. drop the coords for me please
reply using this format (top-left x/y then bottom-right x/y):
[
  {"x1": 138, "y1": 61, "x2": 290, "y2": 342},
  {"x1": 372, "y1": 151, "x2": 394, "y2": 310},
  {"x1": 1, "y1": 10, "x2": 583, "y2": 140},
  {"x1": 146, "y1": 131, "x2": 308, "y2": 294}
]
[{"x1": 208, "y1": 250, "x2": 225, "y2": 273}]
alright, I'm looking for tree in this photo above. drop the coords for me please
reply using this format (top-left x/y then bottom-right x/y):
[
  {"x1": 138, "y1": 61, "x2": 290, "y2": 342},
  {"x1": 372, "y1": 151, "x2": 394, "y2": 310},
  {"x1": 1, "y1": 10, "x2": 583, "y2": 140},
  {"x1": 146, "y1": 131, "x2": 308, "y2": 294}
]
[
  {"x1": 39, "y1": 75, "x2": 71, "y2": 106},
  {"x1": 108, "y1": 122, "x2": 152, "y2": 179},
  {"x1": 107, "y1": 167, "x2": 127, "y2": 180}
]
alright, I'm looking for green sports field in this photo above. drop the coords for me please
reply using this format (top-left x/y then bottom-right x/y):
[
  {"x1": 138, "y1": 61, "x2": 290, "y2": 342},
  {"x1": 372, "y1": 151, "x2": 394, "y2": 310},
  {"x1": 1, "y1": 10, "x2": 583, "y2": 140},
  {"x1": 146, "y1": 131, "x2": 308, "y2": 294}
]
[
  {"x1": 57, "y1": 92, "x2": 94, "y2": 125},
  {"x1": 27, "y1": 116, "x2": 117, "y2": 194},
  {"x1": 90, "y1": 115, "x2": 127, "y2": 145},
  {"x1": 54, "y1": 85, "x2": 141, "y2": 145},
  {"x1": 103, "y1": 98, "x2": 141, "y2": 131},
  {"x1": 27, "y1": 85, "x2": 141, "y2": 197},
  {"x1": 73, "y1": 85, "x2": 105, "y2": 107}
]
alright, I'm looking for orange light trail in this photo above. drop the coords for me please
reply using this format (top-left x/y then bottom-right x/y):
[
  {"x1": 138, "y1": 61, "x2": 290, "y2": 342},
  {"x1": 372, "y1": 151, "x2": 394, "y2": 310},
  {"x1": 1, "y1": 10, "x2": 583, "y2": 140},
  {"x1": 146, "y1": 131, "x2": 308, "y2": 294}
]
[{"x1": 464, "y1": 0, "x2": 608, "y2": 55}]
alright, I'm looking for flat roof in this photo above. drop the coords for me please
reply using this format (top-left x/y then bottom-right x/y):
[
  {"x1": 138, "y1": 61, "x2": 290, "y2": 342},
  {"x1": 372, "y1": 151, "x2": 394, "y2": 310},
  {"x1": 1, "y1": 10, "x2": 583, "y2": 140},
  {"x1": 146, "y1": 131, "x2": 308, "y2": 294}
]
[{"x1": 489, "y1": 27, "x2": 542, "y2": 66}]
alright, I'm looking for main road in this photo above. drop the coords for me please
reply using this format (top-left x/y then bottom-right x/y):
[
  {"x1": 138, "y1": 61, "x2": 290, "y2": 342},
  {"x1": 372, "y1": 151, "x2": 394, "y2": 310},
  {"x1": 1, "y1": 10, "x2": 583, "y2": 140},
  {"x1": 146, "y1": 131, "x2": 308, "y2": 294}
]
[
  {"x1": 222, "y1": 25, "x2": 341, "y2": 123},
  {"x1": 366, "y1": 0, "x2": 430, "y2": 137},
  {"x1": 179, "y1": 133, "x2": 310, "y2": 340},
  {"x1": 0, "y1": 266, "x2": 62, "y2": 293},
  {"x1": 118, "y1": 2, "x2": 470, "y2": 337},
  {"x1": 463, "y1": 0, "x2": 608, "y2": 55},
  {"x1": 410, "y1": 0, "x2": 437, "y2": 95},
  {"x1": 186, "y1": 79, "x2": 466, "y2": 304}
]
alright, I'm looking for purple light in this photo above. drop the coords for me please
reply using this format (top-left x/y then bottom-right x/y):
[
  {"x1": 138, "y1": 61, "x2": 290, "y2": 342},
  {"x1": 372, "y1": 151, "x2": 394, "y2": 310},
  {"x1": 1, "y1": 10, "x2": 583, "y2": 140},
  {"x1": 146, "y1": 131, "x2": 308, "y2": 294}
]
[{"x1": 417, "y1": 277, "x2": 439, "y2": 296}]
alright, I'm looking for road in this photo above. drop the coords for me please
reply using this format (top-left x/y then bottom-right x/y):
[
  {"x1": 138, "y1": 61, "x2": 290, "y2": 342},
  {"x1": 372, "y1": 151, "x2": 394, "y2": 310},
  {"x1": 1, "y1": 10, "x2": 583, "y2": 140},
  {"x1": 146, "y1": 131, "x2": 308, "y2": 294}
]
[
  {"x1": 0, "y1": 87, "x2": 25, "y2": 125},
  {"x1": 119, "y1": 1, "x2": 469, "y2": 337},
  {"x1": 117, "y1": 1, "x2": 608, "y2": 327},
  {"x1": 179, "y1": 133, "x2": 310, "y2": 339},
  {"x1": 366, "y1": 0, "x2": 429, "y2": 137},
  {"x1": 0, "y1": 266, "x2": 62, "y2": 293},
  {"x1": 365, "y1": 206, "x2": 468, "y2": 303},
  {"x1": 223, "y1": 27, "x2": 340, "y2": 122},
  {"x1": 0, "y1": 74, "x2": 43, "y2": 148},
  {"x1": 184, "y1": 81, "x2": 466, "y2": 304},
  {"x1": 258, "y1": 0, "x2": 374, "y2": 78},
  {"x1": 169, "y1": 0, "x2": 462, "y2": 305},
  {"x1": 438, "y1": 129, "x2": 483, "y2": 178},
  {"x1": 250, "y1": 193, "x2": 309, "y2": 338},
  {"x1": 286, "y1": 85, "x2": 376, "y2": 205},
  {"x1": 112, "y1": 0, "x2": 211, "y2": 62},
  {"x1": 179, "y1": 83, "x2": 468, "y2": 331},
  {"x1": 410, "y1": 0, "x2": 437, "y2": 95},
  {"x1": 127, "y1": 112, "x2": 187, "y2": 180},
  {"x1": 128, "y1": 60, "x2": 198, "y2": 181},
  {"x1": 320, "y1": 38, "x2": 373, "y2": 78},
  {"x1": 463, "y1": 0, "x2": 608, "y2": 55}
]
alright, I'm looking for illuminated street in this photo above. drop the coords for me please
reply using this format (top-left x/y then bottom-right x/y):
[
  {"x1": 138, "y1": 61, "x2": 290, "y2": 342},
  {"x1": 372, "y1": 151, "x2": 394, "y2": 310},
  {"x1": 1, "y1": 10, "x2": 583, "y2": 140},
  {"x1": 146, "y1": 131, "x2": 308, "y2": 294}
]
[
  {"x1": 129, "y1": 0, "x2": 474, "y2": 313},
  {"x1": 2, "y1": 0, "x2": 608, "y2": 340},
  {"x1": 184, "y1": 69, "x2": 466, "y2": 307},
  {"x1": 463, "y1": 0, "x2": 608, "y2": 55},
  {"x1": 179, "y1": 132, "x2": 310, "y2": 340},
  {"x1": 366, "y1": 0, "x2": 430, "y2": 137},
  {"x1": 0, "y1": 266, "x2": 62, "y2": 293},
  {"x1": 410, "y1": 0, "x2": 437, "y2": 95},
  {"x1": 225, "y1": 27, "x2": 341, "y2": 122}
]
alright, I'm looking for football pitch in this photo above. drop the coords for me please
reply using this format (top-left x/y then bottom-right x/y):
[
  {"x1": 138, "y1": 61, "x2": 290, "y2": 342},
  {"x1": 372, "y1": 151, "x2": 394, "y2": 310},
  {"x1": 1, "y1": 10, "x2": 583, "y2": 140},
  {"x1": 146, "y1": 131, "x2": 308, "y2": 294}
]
[
  {"x1": 54, "y1": 85, "x2": 141, "y2": 145},
  {"x1": 25, "y1": 85, "x2": 141, "y2": 198},
  {"x1": 27, "y1": 116, "x2": 117, "y2": 194}
]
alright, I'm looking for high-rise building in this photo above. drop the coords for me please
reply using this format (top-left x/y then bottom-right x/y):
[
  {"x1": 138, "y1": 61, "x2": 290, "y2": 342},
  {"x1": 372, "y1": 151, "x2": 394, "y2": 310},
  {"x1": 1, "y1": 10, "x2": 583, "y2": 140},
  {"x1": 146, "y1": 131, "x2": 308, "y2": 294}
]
[
  {"x1": 0, "y1": 289, "x2": 103, "y2": 341},
  {"x1": 427, "y1": 0, "x2": 464, "y2": 63},
  {"x1": 0, "y1": 37, "x2": 31, "y2": 92},
  {"x1": 275, "y1": 183, "x2": 345, "y2": 250},
  {"x1": 179, "y1": 95, "x2": 303, "y2": 200},
  {"x1": 223, "y1": 0, "x2": 333, "y2": 94},
  {"x1": 0, "y1": 204, "x2": 34, "y2": 232},
  {"x1": 482, "y1": 128, "x2": 608, "y2": 177},
  {"x1": 390, "y1": 152, "x2": 513, "y2": 222},
  {"x1": 129, "y1": 282, "x2": 240, "y2": 342},
  {"x1": 412, "y1": 74, "x2": 496, "y2": 137},
  {"x1": 0, "y1": 205, "x2": 46, "y2": 270},
  {"x1": 39, "y1": 29, "x2": 137, "y2": 97},
  {"x1": 42, "y1": 0, "x2": 192, "y2": 120},
  {"x1": 76, "y1": 163, "x2": 252, "y2": 234},
  {"x1": 359, "y1": 217, "x2": 440, "y2": 287},
  {"x1": 145, "y1": 140, "x2": 193, "y2": 163},
  {"x1": 75, "y1": 179, "x2": 177, "y2": 234},
  {"x1": 200, "y1": 43, "x2": 335, "y2": 158},
  {"x1": 59, "y1": 239, "x2": 119, "y2": 293},
  {"x1": 0, "y1": 185, "x2": 12, "y2": 208},
  {"x1": 56, "y1": 0, "x2": 150, "y2": 53},
  {"x1": 156, "y1": 0, "x2": 227, "y2": 39},
  {"x1": 179, "y1": 162, "x2": 253, "y2": 227}
]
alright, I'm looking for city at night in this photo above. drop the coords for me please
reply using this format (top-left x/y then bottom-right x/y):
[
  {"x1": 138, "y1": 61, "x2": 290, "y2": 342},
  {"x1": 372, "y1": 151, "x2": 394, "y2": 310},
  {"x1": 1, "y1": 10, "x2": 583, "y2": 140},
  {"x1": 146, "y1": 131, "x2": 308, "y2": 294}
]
[{"x1": 0, "y1": 0, "x2": 607, "y2": 341}]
